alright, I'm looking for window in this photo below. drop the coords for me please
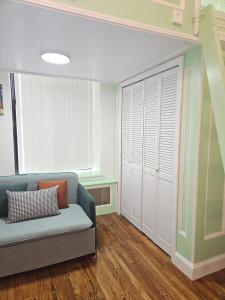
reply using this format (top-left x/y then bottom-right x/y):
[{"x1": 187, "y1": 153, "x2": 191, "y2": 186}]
[
  {"x1": 15, "y1": 73, "x2": 100, "y2": 174},
  {"x1": 201, "y1": 0, "x2": 225, "y2": 12}
]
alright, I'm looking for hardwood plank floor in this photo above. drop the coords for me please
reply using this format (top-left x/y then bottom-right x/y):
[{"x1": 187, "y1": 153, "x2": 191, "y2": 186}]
[{"x1": 1, "y1": 213, "x2": 225, "y2": 299}]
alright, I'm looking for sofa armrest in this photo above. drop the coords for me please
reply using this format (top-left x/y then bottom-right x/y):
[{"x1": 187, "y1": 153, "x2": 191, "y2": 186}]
[{"x1": 77, "y1": 183, "x2": 96, "y2": 228}]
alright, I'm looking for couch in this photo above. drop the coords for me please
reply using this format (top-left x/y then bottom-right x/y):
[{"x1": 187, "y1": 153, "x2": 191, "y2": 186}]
[{"x1": 0, "y1": 172, "x2": 96, "y2": 278}]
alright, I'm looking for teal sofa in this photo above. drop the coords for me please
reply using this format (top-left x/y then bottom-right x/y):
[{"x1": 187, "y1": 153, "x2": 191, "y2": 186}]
[{"x1": 0, "y1": 172, "x2": 96, "y2": 278}]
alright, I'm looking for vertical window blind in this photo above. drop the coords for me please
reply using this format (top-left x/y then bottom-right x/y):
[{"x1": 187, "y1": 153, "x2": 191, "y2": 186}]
[{"x1": 15, "y1": 73, "x2": 100, "y2": 174}]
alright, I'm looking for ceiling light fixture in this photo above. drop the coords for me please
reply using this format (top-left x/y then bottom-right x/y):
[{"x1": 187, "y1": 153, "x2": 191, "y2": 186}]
[{"x1": 41, "y1": 52, "x2": 71, "y2": 65}]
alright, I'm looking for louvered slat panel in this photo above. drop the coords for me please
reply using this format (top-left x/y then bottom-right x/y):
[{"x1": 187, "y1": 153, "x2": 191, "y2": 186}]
[
  {"x1": 122, "y1": 86, "x2": 132, "y2": 163},
  {"x1": 144, "y1": 76, "x2": 160, "y2": 170},
  {"x1": 131, "y1": 81, "x2": 144, "y2": 167},
  {"x1": 159, "y1": 70, "x2": 177, "y2": 176}
]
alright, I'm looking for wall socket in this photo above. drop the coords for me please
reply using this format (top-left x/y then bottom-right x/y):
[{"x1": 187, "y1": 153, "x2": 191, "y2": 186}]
[{"x1": 172, "y1": 9, "x2": 183, "y2": 25}]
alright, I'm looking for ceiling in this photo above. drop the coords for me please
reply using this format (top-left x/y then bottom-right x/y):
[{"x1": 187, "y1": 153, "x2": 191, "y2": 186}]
[{"x1": 0, "y1": 0, "x2": 195, "y2": 83}]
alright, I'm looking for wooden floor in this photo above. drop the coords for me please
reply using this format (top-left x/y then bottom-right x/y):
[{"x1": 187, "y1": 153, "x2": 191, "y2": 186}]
[{"x1": 1, "y1": 214, "x2": 225, "y2": 300}]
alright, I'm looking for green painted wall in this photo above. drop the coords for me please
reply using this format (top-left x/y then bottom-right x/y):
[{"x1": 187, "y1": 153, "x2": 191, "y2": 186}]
[
  {"x1": 176, "y1": 47, "x2": 225, "y2": 263},
  {"x1": 52, "y1": 0, "x2": 196, "y2": 36},
  {"x1": 176, "y1": 47, "x2": 202, "y2": 261},
  {"x1": 195, "y1": 70, "x2": 225, "y2": 263},
  {"x1": 192, "y1": 5, "x2": 225, "y2": 263}
]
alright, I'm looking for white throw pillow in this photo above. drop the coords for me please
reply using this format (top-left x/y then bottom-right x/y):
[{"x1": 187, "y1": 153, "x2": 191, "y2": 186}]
[{"x1": 6, "y1": 186, "x2": 60, "y2": 223}]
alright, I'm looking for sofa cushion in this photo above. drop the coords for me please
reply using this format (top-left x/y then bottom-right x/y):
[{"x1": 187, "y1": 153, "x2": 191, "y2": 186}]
[
  {"x1": 0, "y1": 183, "x2": 28, "y2": 218},
  {"x1": 0, "y1": 172, "x2": 78, "y2": 205},
  {"x1": 7, "y1": 186, "x2": 60, "y2": 223},
  {"x1": 38, "y1": 180, "x2": 68, "y2": 209},
  {"x1": 0, "y1": 204, "x2": 92, "y2": 247}
]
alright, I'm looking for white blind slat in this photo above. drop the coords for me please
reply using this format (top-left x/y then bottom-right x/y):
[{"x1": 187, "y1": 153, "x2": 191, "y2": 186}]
[{"x1": 15, "y1": 74, "x2": 98, "y2": 173}]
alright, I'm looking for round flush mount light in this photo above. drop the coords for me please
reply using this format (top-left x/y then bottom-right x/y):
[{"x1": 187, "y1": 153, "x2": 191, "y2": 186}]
[{"x1": 41, "y1": 52, "x2": 71, "y2": 65}]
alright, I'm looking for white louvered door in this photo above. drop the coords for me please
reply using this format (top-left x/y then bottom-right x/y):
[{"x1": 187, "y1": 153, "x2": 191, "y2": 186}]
[
  {"x1": 121, "y1": 86, "x2": 132, "y2": 219},
  {"x1": 121, "y1": 64, "x2": 181, "y2": 256},
  {"x1": 142, "y1": 75, "x2": 161, "y2": 241},
  {"x1": 130, "y1": 81, "x2": 144, "y2": 230},
  {"x1": 156, "y1": 68, "x2": 178, "y2": 255}
]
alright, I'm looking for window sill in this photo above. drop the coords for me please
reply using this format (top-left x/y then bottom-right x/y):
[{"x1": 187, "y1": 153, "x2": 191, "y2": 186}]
[{"x1": 81, "y1": 178, "x2": 118, "y2": 187}]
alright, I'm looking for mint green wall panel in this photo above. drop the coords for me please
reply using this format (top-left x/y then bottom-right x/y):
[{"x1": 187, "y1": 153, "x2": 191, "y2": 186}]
[
  {"x1": 195, "y1": 72, "x2": 225, "y2": 262},
  {"x1": 199, "y1": 5, "x2": 225, "y2": 173},
  {"x1": 52, "y1": 0, "x2": 196, "y2": 35},
  {"x1": 176, "y1": 46, "x2": 225, "y2": 263},
  {"x1": 205, "y1": 115, "x2": 224, "y2": 236},
  {"x1": 176, "y1": 47, "x2": 202, "y2": 261},
  {"x1": 194, "y1": 4, "x2": 225, "y2": 263}
]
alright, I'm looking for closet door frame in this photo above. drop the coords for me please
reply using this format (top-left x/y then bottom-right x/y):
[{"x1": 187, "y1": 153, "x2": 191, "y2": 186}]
[{"x1": 119, "y1": 55, "x2": 184, "y2": 259}]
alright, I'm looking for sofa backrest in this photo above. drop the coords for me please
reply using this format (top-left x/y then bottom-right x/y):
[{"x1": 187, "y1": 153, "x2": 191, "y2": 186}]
[{"x1": 0, "y1": 172, "x2": 78, "y2": 218}]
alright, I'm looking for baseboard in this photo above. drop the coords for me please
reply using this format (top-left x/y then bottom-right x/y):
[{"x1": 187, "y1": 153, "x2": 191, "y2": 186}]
[
  {"x1": 172, "y1": 252, "x2": 225, "y2": 280},
  {"x1": 172, "y1": 252, "x2": 194, "y2": 280},
  {"x1": 192, "y1": 253, "x2": 225, "y2": 280}
]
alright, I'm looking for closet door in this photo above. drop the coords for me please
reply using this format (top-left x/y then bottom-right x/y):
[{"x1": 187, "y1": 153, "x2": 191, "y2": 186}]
[
  {"x1": 142, "y1": 75, "x2": 160, "y2": 241},
  {"x1": 121, "y1": 86, "x2": 132, "y2": 219},
  {"x1": 130, "y1": 81, "x2": 144, "y2": 230},
  {"x1": 156, "y1": 68, "x2": 178, "y2": 255}
]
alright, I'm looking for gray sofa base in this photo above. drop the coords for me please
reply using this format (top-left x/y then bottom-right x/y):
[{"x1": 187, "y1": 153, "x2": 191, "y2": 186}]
[{"x1": 0, "y1": 228, "x2": 95, "y2": 278}]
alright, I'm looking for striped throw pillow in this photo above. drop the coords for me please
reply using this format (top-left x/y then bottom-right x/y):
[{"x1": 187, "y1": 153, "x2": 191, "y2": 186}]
[{"x1": 6, "y1": 186, "x2": 60, "y2": 223}]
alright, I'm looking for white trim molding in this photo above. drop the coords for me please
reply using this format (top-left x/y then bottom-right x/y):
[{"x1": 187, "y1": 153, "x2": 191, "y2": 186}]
[
  {"x1": 121, "y1": 56, "x2": 184, "y2": 88},
  {"x1": 172, "y1": 252, "x2": 194, "y2": 279},
  {"x1": 173, "y1": 252, "x2": 225, "y2": 280},
  {"x1": 147, "y1": 0, "x2": 186, "y2": 11},
  {"x1": 17, "y1": 0, "x2": 199, "y2": 43},
  {"x1": 120, "y1": 45, "x2": 193, "y2": 84}
]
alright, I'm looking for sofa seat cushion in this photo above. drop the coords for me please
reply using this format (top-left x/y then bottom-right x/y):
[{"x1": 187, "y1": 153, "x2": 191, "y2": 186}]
[{"x1": 0, "y1": 204, "x2": 92, "y2": 247}]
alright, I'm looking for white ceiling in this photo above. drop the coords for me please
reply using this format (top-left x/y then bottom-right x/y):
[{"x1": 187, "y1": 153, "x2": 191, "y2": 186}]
[{"x1": 0, "y1": 0, "x2": 195, "y2": 82}]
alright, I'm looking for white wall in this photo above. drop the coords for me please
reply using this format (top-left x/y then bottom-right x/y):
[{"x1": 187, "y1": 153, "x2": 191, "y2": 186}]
[
  {"x1": 100, "y1": 83, "x2": 117, "y2": 179},
  {"x1": 0, "y1": 71, "x2": 15, "y2": 176}
]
